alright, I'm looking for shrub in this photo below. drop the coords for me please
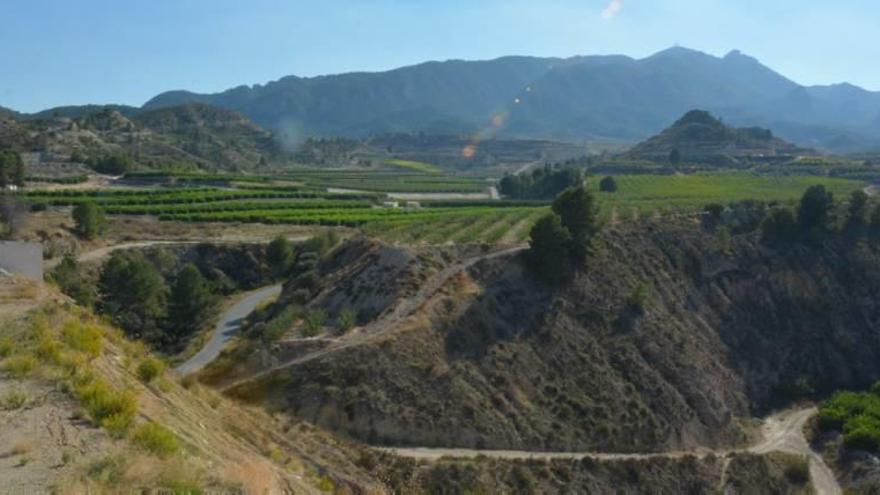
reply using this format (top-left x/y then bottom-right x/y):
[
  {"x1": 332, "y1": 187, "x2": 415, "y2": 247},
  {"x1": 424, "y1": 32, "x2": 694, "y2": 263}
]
[
  {"x1": 303, "y1": 309, "x2": 327, "y2": 337},
  {"x1": 36, "y1": 335, "x2": 62, "y2": 364},
  {"x1": 132, "y1": 422, "x2": 180, "y2": 458},
  {"x1": 267, "y1": 236, "x2": 295, "y2": 277},
  {"x1": 599, "y1": 176, "x2": 618, "y2": 193},
  {"x1": 291, "y1": 288, "x2": 312, "y2": 305},
  {"x1": 0, "y1": 336, "x2": 14, "y2": 357},
  {"x1": 253, "y1": 305, "x2": 299, "y2": 343},
  {"x1": 625, "y1": 283, "x2": 650, "y2": 313},
  {"x1": 337, "y1": 308, "x2": 356, "y2": 333},
  {"x1": 136, "y1": 357, "x2": 166, "y2": 383},
  {"x1": 704, "y1": 203, "x2": 725, "y2": 220},
  {"x1": 2, "y1": 389, "x2": 27, "y2": 410},
  {"x1": 818, "y1": 388, "x2": 880, "y2": 453},
  {"x1": 761, "y1": 208, "x2": 798, "y2": 244},
  {"x1": 783, "y1": 460, "x2": 810, "y2": 484},
  {"x1": 62, "y1": 321, "x2": 103, "y2": 358},
  {"x1": 844, "y1": 425, "x2": 880, "y2": 452},
  {"x1": 3, "y1": 355, "x2": 38, "y2": 378},
  {"x1": 74, "y1": 379, "x2": 138, "y2": 436},
  {"x1": 296, "y1": 270, "x2": 320, "y2": 291},
  {"x1": 715, "y1": 226, "x2": 732, "y2": 255},
  {"x1": 51, "y1": 256, "x2": 96, "y2": 307}
]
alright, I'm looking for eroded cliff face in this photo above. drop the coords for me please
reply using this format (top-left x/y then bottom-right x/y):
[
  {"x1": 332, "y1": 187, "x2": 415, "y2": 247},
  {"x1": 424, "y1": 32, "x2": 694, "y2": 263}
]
[{"x1": 233, "y1": 223, "x2": 880, "y2": 453}]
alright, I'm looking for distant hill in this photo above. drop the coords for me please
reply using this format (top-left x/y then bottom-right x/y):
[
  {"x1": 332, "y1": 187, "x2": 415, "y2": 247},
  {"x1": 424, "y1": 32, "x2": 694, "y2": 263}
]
[
  {"x1": 0, "y1": 103, "x2": 288, "y2": 171},
  {"x1": 27, "y1": 104, "x2": 141, "y2": 120},
  {"x1": 627, "y1": 110, "x2": 810, "y2": 165},
  {"x1": 136, "y1": 47, "x2": 880, "y2": 152}
]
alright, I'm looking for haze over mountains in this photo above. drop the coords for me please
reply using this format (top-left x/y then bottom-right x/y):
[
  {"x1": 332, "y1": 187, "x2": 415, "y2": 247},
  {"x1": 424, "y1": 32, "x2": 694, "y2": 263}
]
[{"x1": 11, "y1": 47, "x2": 880, "y2": 152}]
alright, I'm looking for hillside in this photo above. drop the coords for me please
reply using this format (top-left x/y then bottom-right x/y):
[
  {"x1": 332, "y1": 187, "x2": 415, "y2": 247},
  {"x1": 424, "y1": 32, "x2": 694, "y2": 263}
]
[
  {"x1": 216, "y1": 221, "x2": 880, "y2": 458},
  {"x1": 626, "y1": 110, "x2": 810, "y2": 165},
  {"x1": 0, "y1": 277, "x2": 386, "y2": 492},
  {"x1": 0, "y1": 261, "x2": 815, "y2": 492},
  {"x1": 138, "y1": 47, "x2": 880, "y2": 152},
  {"x1": 0, "y1": 103, "x2": 289, "y2": 172}
]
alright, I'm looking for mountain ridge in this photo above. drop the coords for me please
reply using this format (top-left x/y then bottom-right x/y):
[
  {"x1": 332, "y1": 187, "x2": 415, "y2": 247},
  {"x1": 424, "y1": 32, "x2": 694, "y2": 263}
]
[{"x1": 10, "y1": 47, "x2": 880, "y2": 152}]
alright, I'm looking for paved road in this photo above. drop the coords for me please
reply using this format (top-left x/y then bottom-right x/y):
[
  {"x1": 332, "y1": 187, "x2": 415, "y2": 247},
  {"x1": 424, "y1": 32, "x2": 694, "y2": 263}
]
[
  {"x1": 381, "y1": 407, "x2": 842, "y2": 494},
  {"x1": 176, "y1": 284, "x2": 283, "y2": 376}
]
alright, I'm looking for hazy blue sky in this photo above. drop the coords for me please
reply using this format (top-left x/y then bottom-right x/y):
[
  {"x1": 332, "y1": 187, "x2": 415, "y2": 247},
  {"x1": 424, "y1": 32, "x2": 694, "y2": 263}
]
[{"x1": 1, "y1": 0, "x2": 877, "y2": 112}]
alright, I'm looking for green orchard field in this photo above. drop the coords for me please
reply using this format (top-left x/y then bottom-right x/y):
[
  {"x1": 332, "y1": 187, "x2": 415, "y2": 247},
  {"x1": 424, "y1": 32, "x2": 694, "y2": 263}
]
[{"x1": 16, "y1": 172, "x2": 868, "y2": 245}]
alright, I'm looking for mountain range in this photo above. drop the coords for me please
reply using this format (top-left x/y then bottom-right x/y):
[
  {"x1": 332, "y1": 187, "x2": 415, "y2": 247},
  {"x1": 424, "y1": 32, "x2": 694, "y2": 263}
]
[{"x1": 10, "y1": 47, "x2": 880, "y2": 153}]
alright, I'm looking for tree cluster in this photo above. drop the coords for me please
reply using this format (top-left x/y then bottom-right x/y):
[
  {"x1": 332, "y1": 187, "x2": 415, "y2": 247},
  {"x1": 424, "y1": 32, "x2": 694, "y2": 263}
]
[
  {"x1": 499, "y1": 165, "x2": 584, "y2": 199},
  {"x1": 528, "y1": 185, "x2": 601, "y2": 284},
  {"x1": 73, "y1": 201, "x2": 106, "y2": 240},
  {"x1": 0, "y1": 150, "x2": 25, "y2": 188},
  {"x1": 97, "y1": 251, "x2": 217, "y2": 349},
  {"x1": 760, "y1": 185, "x2": 880, "y2": 244},
  {"x1": 86, "y1": 154, "x2": 134, "y2": 175}
]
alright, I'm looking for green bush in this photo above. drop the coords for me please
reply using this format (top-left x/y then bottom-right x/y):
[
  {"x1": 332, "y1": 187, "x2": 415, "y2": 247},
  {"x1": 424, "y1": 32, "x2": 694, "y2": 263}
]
[
  {"x1": 818, "y1": 386, "x2": 880, "y2": 453},
  {"x1": 599, "y1": 176, "x2": 618, "y2": 193},
  {"x1": 3, "y1": 355, "x2": 38, "y2": 378},
  {"x1": 626, "y1": 283, "x2": 650, "y2": 313},
  {"x1": 74, "y1": 379, "x2": 138, "y2": 436},
  {"x1": 303, "y1": 309, "x2": 327, "y2": 337},
  {"x1": 337, "y1": 308, "x2": 356, "y2": 333},
  {"x1": 62, "y1": 321, "x2": 103, "y2": 358},
  {"x1": 136, "y1": 357, "x2": 166, "y2": 383},
  {"x1": 132, "y1": 422, "x2": 179, "y2": 458},
  {"x1": 253, "y1": 305, "x2": 299, "y2": 343},
  {"x1": 761, "y1": 207, "x2": 798, "y2": 244}
]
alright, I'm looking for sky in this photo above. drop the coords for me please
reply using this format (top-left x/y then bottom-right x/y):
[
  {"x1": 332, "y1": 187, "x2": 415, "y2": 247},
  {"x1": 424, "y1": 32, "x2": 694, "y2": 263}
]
[{"x1": 1, "y1": 0, "x2": 878, "y2": 113}]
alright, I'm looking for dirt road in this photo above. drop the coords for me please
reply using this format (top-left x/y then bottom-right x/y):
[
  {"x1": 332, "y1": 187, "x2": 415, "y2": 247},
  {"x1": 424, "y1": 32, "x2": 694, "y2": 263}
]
[
  {"x1": 223, "y1": 245, "x2": 527, "y2": 391},
  {"x1": 382, "y1": 407, "x2": 841, "y2": 494}
]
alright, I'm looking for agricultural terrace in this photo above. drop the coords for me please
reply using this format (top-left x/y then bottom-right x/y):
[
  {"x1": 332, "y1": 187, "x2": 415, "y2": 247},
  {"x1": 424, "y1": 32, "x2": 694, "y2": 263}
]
[
  {"x1": 123, "y1": 170, "x2": 487, "y2": 193},
  {"x1": 14, "y1": 172, "x2": 869, "y2": 245}
]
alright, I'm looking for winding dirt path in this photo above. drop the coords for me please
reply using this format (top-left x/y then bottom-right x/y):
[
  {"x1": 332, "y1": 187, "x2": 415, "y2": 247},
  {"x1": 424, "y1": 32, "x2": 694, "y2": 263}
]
[
  {"x1": 222, "y1": 245, "x2": 527, "y2": 392},
  {"x1": 381, "y1": 407, "x2": 841, "y2": 494}
]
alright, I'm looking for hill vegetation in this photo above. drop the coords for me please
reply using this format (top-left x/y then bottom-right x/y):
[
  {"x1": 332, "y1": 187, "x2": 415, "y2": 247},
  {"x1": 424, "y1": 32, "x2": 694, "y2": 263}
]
[
  {"x1": 0, "y1": 103, "x2": 289, "y2": 172},
  {"x1": 627, "y1": 110, "x2": 809, "y2": 166},
  {"x1": 221, "y1": 192, "x2": 880, "y2": 457}
]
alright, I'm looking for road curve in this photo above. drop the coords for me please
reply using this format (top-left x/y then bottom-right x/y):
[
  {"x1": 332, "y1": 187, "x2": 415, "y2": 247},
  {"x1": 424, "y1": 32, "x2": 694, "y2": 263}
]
[
  {"x1": 380, "y1": 407, "x2": 841, "y2": 494},
  {"x1": 176, "y1": 284, "x2": 283, "y2": 376}
]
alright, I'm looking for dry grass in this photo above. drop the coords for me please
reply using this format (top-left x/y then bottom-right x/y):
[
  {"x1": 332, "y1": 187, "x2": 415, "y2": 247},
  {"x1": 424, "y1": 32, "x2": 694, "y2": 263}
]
[
  {"x1": 2, "y1": 389, "x2": 28, "y2": 410},
  {"x1": 8, "y1": 440, "x2": 33, "y2": 457}
]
